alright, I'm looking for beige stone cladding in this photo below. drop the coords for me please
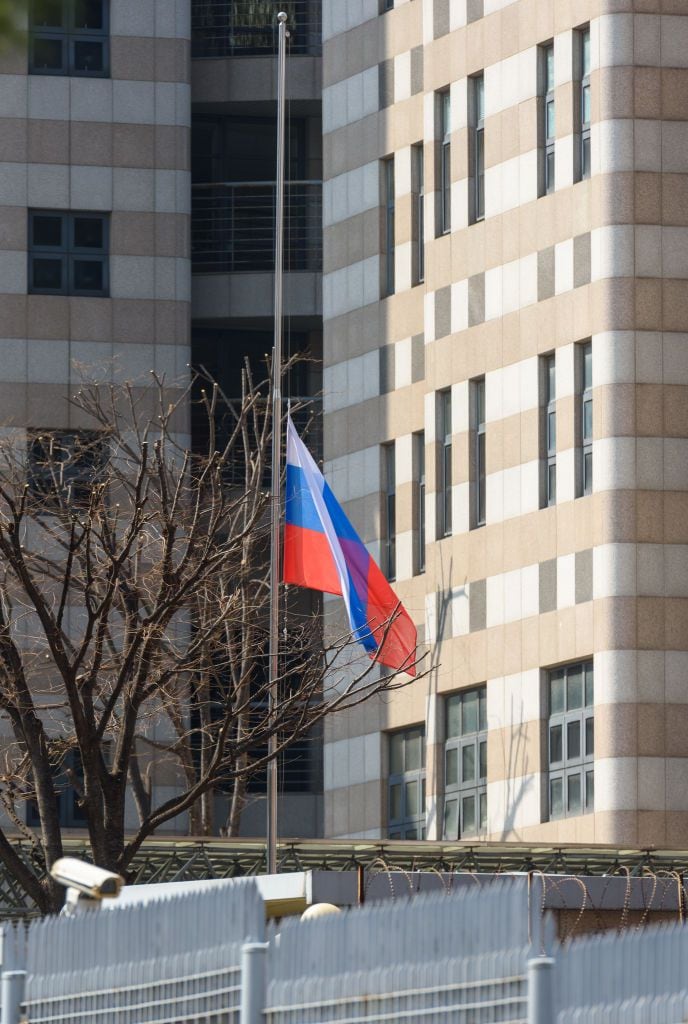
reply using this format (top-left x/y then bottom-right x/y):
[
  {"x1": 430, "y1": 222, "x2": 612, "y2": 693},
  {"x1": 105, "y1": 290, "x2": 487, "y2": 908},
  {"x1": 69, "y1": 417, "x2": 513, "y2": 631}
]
[
  {"x1": 0, "y1": 1, "x2": 191, "y2": 434},
  {"x1": 321, "y1": 0, "x2": 688, "y2": 848},
  {"x1": 0, "y1": 1, "x2": 191, "y2": 831}
]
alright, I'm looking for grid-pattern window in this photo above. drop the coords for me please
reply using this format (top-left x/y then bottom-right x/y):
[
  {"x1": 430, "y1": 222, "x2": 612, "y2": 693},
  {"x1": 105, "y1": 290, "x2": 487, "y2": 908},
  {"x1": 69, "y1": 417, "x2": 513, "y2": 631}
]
[
  {"x1": 28, "y1": 430, "x2": 107, "y2": 508},
  {"x1": 577, "y1": 341, "x2": 593, "y2": 496},
  {"x1": 383, "y1": 442, "x2": 396, "y2": 581},
  {"x1": 388, "y1": 727, "x2": 426, "y2": 839},
  {"x1": 471, "y1": 378, "x2": 486, "y2": 528},
  {"x1": 443, "y1": 688, "x2": 487, "y2": 839},
  {"x1": 412, "y1": 143, "x2": 425, "y2": 284},
  {"x1": 414, "y1": 431, "x2": 425, "y2": 575},
  {"x1": 29, "y1": 210, "x2": 109, "y2": 296},
  {"x1": 382, "y1": 157, "x2": 395, "y2": 296},
  {"x1": 470, "y1": 74, "x2": 485, "y2": 222},
  {"x1": 541, "y1": 42, "x2": 555, "y2": 195},
  {"x1": 577, "y1": 26, "x2": 591, "y2": 181},
  {"x1": 547, "y1": 661, "x2": 594, "y2": 820},
  {"x1": 437, "y1": 390, "x2": 452, "y2": 538},
  {"x1": 438, "y1": 90, "x2": 451, "y2": 235},
  {"x1": 29, "y1": 0, "x2": 109, "y2": 77},
  {"x1": 542, "y1": 354, "x2": 556, "y2": 507}
]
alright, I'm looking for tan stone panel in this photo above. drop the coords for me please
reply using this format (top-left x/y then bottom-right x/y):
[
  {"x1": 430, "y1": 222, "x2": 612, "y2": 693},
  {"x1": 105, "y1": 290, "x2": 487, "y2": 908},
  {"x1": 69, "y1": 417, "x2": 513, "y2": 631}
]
[
  {"x1": 27, "y1": 383, "x2": 69, "y2": 429},
  {"x1": 637, "y1": 810, "x2": 667, "y2": 848},
  {"x1": 113, "y1": 124, "x2": 156, "y2": 169},
  {"x1": 70, "y1": 122, "x2": 113, "y2": 167},
  {"x1": 663, "y1": 279, "x2": 688, "y2": 333},
  {"x1": 0, "y1": 44, "x2": 26, "y2": 76},
  {"x1": 636, "y1": 490, "x2": 663, "y2": 544},
  {"x1": 594, "y1": 596, "x2": 637, "y2": 650},
  {"x1": 595, "y1": 702, "x2": 639, "y2": 758},
  {"x1": 666, "y1": 597, "x2": 688, "y2": 650},
  {"x1": 484, "y1": 521, "x2": 505, "y2": 578},
  {"x1": 112, "y1": 298, "x2": 156, "y2": 345},
  {"x1": 156, "y1": 125, "x2": 190, "y2": 171},
  {"x1": 111, "y1": 36, "x2": 157, "y2": 81},
  {"x1": 0, "y1": 295, "x2": 27, "y2": 339},
  {"x1": 662, "y1": 174, "x2": 688, "y2": 227},
  {"x1": 487, "y1": 719, "x2": 542, "y2": 784},
  {"x1": 664, "y1": 704, "x2": 688, "y2": 757},
  {"x1": 662, "y1": 68, "x2": 688, "y2": 121},
  {"x1": 637, "y1": 596, "x2": 666, "y2": 650},
  {"x1": 595, "y1": 382, "x2": 636, "y2": 439},
  {"x1": 635, "y1": 171, "x2": 662, "y2": 224},
  {"x1": 664, "y1": 385, "x2": 688, "y2": 436},
  {"x1": 27, "y1": 295, "x2": 69, "y2": 340},
  {"x1": 0, "y1": 381, "x2": 27, "y2": 425},
  {"x1": 69, "y1": 298, "x2": 113, "y2": 344},
  {"x1": 664, "y1": 492, "x2": 688, "y2": 544}
]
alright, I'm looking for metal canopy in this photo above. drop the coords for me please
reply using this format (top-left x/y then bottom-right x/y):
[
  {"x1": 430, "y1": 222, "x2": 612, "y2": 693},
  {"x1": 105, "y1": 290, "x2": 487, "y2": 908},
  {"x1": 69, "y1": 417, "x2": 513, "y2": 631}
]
[{"x1": 3, "y1": 836, "x2": 688, "y2": 919}]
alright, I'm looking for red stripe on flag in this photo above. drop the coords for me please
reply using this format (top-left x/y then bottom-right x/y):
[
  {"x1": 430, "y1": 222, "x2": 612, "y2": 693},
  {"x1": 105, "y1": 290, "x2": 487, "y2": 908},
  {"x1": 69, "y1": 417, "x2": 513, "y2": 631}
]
[
  {"x1": 283, "y1": 523, "x2": 343, "y2": 596},
  {"x1": 364, "y1": 559, "x2": 417, "y2": 676}
]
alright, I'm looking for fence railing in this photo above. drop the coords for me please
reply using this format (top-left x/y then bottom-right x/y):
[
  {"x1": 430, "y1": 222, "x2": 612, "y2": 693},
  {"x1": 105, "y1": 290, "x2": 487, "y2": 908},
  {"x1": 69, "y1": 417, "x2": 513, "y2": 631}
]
[
  {"x1": 192, "y1": 181, "x2": 323, "y2": 274},
  {"x1": 6, "y1": 875, "x2": 688, "y2": 1022},
  {"x1": 192, "y1": 1, "x2": 322, "y2": 58}
]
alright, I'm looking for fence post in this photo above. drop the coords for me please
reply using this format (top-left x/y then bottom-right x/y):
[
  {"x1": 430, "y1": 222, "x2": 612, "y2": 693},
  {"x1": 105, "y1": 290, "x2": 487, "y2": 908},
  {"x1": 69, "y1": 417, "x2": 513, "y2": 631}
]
[
  {"x1": 528, "y1": 956, "x2": 555, "y2": 1024},
  {"x1": 1, "y1": 970, "x2": 26, "y2": 1024},
  {"x1": 240, "y1": 941, "x2": 268, "y2": 1024}
]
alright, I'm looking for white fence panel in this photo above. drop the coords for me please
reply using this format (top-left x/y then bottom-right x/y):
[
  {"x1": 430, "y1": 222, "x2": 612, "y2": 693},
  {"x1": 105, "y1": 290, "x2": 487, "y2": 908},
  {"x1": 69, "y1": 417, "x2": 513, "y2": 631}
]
[{"x1": 21, "y1": 879, "x2": 263, "y2": 1024}]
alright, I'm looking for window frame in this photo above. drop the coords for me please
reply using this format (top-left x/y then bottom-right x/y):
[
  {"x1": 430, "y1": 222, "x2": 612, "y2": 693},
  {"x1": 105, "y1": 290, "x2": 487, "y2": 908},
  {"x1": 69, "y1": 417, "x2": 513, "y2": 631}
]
[
  {"x1": 388, "y1": 727, "x2": 426, "y2": 840},
  {"x1": 382, "y1": 156, "x2": 395, "y2": 297},
  {"x1": 412, "y1": 142, "x2": 425, "y2": 285},
  {"x1": 541, "y1": 353, "x2": 556, "y2": 508},
  {"x1": 437, "y1": 90, "x2": 451, "y2": 236},
  {"x1": 443, "y1": 687, "x2": 487, "y2": 839},
  {"x1": 27, "y1": 429, "x2": 108, "y2": 510},
  {"x1": 576, "y1": 340, "x2": 593, "y2": 497},
  {"x1": 437, "y1": 389, "x2": 452, "y2": 538},
  {"x1": 29, "y1": 0, "x2": 110, "y2": 78},
  {"x1": 382, "y1": 441, "x2": 396, "y2": 582},
  {"x1": 576, "y1": 25, "x2": 591, "y2": 182},
  {"x1": 540, "y1": 42, "x2": 555, "y2": 195},
  {"x1": 28, "y1": 209, "x2": 109, "y2": 298},
  {"x1": 546, "y1": 660, "x2": 594, "y2": 820},
  {"x1": 471, "y1": 377, "x2": 486, "y2": 528},
  {"x1": 413, "y1": 430, "x2": 425, "y2": 575},
  {"x1": 470, "y1": 73, "x2": 485, "y2": 223}
]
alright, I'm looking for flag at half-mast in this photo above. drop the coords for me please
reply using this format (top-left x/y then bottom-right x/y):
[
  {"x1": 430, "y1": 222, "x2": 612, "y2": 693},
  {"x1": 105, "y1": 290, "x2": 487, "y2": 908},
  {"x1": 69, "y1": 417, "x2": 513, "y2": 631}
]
[{"x1": 283, "y1": 416, "x2": 416, "y2": 675}]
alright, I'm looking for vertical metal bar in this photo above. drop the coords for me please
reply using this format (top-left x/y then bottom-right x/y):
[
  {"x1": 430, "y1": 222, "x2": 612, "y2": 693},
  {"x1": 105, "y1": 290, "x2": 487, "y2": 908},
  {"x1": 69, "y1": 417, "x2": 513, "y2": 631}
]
[
  {"x1": 1, "y1": 971, "x2": 26, "y2": 1024},
  {"x1": 527, "y1": 956, "x2": 555, "y2": 1024},
  {"x1": 267, "y1": 10, "x2": 289, "y2": 878},
  {"x1": 240, "y1": 942, "x2": 268, "y2": 1024}
]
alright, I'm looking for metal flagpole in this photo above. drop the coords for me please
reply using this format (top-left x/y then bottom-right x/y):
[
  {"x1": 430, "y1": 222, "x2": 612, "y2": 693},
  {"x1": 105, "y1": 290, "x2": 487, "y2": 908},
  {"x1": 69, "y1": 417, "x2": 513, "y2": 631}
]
[{"x1": 267, "y1": 10, "x2": 288, "y2": 877}]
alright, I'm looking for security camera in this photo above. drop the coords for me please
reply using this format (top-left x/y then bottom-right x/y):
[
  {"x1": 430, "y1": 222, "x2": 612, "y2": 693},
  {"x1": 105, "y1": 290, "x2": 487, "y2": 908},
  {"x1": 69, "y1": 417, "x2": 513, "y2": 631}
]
[{"x1": 50, "y1": 857, "x2": 124, "y2": 914}]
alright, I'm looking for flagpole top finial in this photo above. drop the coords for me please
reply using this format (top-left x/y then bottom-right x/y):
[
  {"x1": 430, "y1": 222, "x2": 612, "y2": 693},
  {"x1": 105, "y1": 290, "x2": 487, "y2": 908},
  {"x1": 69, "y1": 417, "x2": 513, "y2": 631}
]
[{"x1": 277, "y1": 11, "x2": 288, "y2": 22}]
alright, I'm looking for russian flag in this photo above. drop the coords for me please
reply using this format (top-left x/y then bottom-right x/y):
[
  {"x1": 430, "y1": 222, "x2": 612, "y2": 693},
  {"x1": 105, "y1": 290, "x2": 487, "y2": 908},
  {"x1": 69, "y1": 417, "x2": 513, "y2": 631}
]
[{"x1": 283, "y1": 417, "x2": 416, "y2": 676}]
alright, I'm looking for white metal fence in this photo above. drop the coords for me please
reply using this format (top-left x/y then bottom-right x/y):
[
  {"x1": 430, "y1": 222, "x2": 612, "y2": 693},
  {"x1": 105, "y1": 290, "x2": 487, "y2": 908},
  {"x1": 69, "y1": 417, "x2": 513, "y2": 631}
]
[{"x1": 3, "y1": 875, "x2": 688, "y2": 1022}]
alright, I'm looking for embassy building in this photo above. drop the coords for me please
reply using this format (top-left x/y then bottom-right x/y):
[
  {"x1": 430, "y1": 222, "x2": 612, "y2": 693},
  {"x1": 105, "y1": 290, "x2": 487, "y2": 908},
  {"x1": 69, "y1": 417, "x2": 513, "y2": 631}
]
[
  {"x1": 319, "y1": 0, "x2": 688, "y2": 849},
  {"x1": 1, "y1": 0, "x2": 688, "y2": 851}
]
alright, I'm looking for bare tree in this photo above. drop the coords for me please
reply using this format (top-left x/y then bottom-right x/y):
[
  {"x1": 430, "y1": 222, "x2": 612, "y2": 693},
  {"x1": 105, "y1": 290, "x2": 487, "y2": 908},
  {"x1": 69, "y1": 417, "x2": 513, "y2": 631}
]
[{"x1": 0, "y1": 370, "x2": 419, "y2": 913}]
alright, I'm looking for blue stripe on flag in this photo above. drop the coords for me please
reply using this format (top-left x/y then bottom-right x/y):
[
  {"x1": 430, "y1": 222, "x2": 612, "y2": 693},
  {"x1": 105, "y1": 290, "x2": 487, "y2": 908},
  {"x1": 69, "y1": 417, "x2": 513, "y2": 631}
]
[{"x1": 285, "y1": 464, "x2": 322, "y2": 533}]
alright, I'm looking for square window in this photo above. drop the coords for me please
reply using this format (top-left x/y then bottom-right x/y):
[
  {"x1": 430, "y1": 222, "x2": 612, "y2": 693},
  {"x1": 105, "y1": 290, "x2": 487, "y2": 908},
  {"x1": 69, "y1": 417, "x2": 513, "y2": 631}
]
[
  {"x1": 30, "y1": 0, "x2": 109, "y2": 77},
  {"x1": 29, "y1": 210, "x2": 108, "y2": 297}
]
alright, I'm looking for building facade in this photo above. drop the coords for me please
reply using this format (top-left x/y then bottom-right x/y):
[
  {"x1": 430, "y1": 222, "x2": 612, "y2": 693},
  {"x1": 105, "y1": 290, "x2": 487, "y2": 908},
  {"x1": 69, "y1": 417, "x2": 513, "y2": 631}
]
[
  {"x1": 0, "y1": 0, "x2": 325, "y2": 838},
  {"x1": 320, "y1": 0, "x2": 688, "y2": 847}
]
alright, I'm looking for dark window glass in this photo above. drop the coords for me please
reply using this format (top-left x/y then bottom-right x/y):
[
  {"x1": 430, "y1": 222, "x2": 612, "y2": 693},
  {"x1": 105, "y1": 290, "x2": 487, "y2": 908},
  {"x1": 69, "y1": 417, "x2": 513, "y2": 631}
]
[
  {"x1": 388, "y1": 727, "x2": 426, "y2": 839},
  {"x1": 30, "y1": 0, "x2": 109, "y2": 77},
  {"x1": 32, "y1": 257, "x2": 64, "y2": 291},
  {"x1": 73, "y1": 39, "x2": 104, "y2": 72},
  {"x1": 547, "y1": 660, "x2": 594, "y2": 820},
  {"x1": 444, "y1": 687, "x2": 487, "y2": 839},
  {"x1": 33, "y1": 213, "x2": 63, "y2": 247},
  {"x1": 29, "y1": 210, "x2": 108, "y2": 297},
  {"x1": 73, "y1": 216, "x2": 103, "y2": 249}
]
